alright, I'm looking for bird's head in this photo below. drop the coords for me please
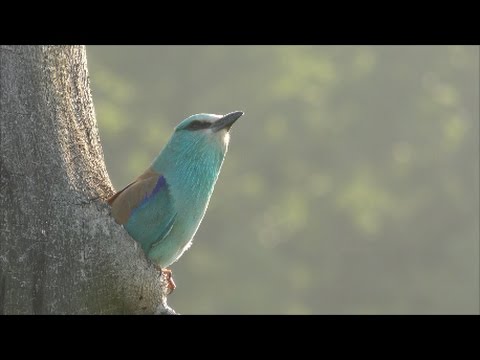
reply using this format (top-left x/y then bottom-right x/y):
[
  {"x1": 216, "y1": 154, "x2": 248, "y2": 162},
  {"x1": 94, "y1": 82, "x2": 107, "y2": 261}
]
[
  {"x1": 172, "y1": 111, "x2": 244, "y2": 153},
  {"x1": 154, "y1": 111, "x2": 243, "y2": 175}
]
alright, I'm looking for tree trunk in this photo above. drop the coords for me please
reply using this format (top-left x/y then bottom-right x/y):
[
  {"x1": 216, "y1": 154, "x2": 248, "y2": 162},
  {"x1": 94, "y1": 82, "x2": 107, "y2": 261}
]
[{"x1": 0, "y1": 45, "x2": 175, "y2": 314}]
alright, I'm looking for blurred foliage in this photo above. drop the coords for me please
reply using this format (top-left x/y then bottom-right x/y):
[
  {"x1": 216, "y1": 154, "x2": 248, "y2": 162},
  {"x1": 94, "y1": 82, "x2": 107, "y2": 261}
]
[{"x1": 86, "y1": 46, "x2": 479, "y2": 314}]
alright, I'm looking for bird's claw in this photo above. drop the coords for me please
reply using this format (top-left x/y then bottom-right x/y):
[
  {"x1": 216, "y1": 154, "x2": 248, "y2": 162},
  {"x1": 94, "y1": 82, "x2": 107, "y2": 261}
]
[
  {"x1": 163, "y1": 268, "x2": 176, "y2": 295},
  {"x1": 155, "y1": 265, "x2": 176, "y2": 295}
]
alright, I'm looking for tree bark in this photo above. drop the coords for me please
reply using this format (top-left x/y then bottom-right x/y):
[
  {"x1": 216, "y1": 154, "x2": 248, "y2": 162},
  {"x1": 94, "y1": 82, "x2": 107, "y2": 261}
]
[{"x1": 0, "y1": 45, "x2": 175, "y2": 314}]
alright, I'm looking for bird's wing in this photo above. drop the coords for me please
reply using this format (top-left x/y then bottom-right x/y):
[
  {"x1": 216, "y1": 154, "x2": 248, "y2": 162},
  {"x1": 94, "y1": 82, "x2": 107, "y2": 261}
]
[{"x1": 107, "y1": 167, "x2": 170, "y2": 225}]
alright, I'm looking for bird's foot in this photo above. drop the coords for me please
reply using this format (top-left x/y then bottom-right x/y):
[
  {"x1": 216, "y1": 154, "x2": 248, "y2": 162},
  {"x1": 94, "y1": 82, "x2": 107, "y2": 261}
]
[{"x1": 154, "y1": 265, "x2": 176, "y2": 295}]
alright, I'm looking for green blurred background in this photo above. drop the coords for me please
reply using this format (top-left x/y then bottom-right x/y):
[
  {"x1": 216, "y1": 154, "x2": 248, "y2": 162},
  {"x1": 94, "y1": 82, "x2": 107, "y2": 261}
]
[{"x1": 86, "y1": 46, "x2": 479, "y2": 314}]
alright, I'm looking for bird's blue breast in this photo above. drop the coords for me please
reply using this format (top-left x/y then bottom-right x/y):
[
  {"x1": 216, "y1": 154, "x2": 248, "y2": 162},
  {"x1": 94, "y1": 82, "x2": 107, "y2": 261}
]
[
  {"x1": 124, "y1": 131, "x2": 227, "y2": 268},
  {"x1": 146, "y1": 166, "x2": 219, "y2": 267}
]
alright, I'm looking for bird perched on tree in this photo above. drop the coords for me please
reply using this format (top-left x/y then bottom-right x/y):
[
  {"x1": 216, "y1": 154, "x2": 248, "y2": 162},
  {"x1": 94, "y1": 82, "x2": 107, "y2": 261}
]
[{"x1": 107, "y1": 111, "x2": 243, "y2": 293}]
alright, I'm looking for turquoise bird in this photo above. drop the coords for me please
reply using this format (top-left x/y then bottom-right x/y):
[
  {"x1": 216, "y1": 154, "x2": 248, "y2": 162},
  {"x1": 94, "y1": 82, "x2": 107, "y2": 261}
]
[{"x1": 107, "y1": 111, "x2": 243, "y2": 293}]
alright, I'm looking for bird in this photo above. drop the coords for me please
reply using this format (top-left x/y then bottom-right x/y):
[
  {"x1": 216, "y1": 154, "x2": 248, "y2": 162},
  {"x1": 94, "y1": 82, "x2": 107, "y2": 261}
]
[{"x1": 107, "y1": 111, "x2": 243, "y2": 293}]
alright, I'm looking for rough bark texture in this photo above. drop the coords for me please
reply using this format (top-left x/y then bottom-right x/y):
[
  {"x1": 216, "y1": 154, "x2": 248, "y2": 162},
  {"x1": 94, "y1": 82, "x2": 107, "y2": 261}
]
[{"x1": 0, "y1": 45, "x2": 175, "y2": 314}]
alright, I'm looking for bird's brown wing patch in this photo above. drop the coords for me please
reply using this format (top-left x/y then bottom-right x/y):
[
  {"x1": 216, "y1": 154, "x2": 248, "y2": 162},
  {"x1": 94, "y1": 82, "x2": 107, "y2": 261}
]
[{"x1": 107, "y1": 167, "x2": 164, "y2": 225}]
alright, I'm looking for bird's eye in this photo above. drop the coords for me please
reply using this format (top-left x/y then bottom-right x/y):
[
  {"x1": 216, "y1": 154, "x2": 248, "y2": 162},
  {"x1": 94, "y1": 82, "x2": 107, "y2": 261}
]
[{"x1": 185, "y1": 121, "x2": 210, "y2": 131}]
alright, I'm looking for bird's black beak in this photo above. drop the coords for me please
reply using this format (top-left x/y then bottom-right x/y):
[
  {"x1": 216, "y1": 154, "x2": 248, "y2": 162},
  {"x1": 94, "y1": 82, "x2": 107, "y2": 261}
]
[{"x1": 211, "y1": 111, "x2": 244, "y2": 132}]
